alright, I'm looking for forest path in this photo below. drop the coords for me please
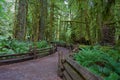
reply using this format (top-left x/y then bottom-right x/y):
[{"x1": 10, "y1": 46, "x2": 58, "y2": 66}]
[{"x1": 0, "y1": 47, "x2": 70, "y2": 80}]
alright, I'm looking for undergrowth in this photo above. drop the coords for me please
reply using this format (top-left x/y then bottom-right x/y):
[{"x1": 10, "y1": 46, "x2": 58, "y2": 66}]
[
  {"x1": 74, "y1": 45, "x2": 120, "y2": 80},
  {"x1": 35, "y1": 40, "x2": 50, "y2": 48},
  {"x1": 0, "y1": 38, "x2": 50, "y2": 55}
]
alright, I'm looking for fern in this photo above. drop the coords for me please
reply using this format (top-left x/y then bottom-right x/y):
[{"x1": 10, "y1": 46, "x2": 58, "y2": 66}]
[
  {"x1": 35, "y1": 40, "x2": 50, "y2": 49},
  {"x1": 0, "y1": 38, "x2": 50, "y2": 55},
  {"x1": 74, "y1": 45, "x2": 120, "y2": 80}
]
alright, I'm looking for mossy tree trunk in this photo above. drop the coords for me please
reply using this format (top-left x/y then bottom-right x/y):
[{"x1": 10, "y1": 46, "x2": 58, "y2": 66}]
[
  {"x1": 101, "y1": 0, "x2": 115, "y2": 45},
  {"x1": 49, "y1": 0, "x2": 54, "y2": 41},
  {"x1": 29, "y1": 0, "x2": 47, "y2": 42},
  {"x1": 14, "y1": 0, "x2": 28, "y2": 40},
  {"x1": 32, "y1": 0, "x2": 40, "y2": 42},
  {"x1": 39, "y1": 0, "x2": 47, "y2": 40}
]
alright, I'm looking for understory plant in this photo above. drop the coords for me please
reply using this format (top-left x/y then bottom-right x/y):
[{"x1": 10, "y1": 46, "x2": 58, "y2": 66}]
[
  {"x1": 0, "y1": 38, "x2": 50, "y2": 55},
  {"x1": 35, "y1": 40, "x2": 51, "y2": 49},
  {"x1": 0, "y1": 38, "x2": 31, "y2": 55},
  {"x1": 74, "y1": 45, "x2": 120, "y2": 80}
]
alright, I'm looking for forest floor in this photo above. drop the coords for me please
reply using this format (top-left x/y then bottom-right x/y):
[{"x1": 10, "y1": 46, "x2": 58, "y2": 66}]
[{"x1": 0, "y1": 47, "x2": 70, "y2": 80}]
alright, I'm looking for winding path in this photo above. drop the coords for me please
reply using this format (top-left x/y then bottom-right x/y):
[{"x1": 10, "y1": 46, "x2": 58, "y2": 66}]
[{"x1": 0, "y1": 47, "x2": 70, "y2": 80}]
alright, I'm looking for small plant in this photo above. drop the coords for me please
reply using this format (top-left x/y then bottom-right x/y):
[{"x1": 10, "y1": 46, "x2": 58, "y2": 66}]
[
  {"x1": 35, "y1": 40, "x2": 50, "y2": 49},
  {"x1": 74, "y1": 45, "x2": 120, "y2": 80},
  {"x1": 0, "y1": 38, "x2": 31, "y2": 55},
  {"x1": 0, "y1": 38, "x2": 50, "y2": 55}
]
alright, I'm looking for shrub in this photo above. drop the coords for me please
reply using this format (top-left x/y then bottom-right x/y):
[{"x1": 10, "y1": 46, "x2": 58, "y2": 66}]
[
  {"x1": 0, "y1": 38, "x2": 50, "y2": 55},
  {"x1": 74, "y1": 45, "x2": 120, "y2": 80},
  {"x1": 35, "y1": 40, "x2": 50, "y2": 49}
]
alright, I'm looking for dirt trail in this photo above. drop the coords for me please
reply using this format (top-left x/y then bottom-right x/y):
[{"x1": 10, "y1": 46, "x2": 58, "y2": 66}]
[{"x1": 0, "y1": 47, "x2": 70, "y2": 80}]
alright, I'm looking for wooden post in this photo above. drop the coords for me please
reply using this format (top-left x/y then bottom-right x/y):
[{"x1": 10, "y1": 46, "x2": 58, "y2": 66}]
[
  {"x1": 58, "y1": 51, "x2": 64, "y2": 77},
  {"x1": 33, "y1": 47, "x2": 37, "y2": 59}
]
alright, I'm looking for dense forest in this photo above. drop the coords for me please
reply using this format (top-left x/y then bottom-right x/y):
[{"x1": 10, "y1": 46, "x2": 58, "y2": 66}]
[
  {"x1": 0, "y1": 0, "x2": 120, "y2": 80},
  {"x1": 0, "y1": 0, "x2": 119, "y2": 45}
]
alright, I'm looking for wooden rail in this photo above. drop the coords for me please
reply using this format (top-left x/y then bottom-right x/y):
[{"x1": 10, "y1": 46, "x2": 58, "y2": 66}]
[
  {"x1": 58, "y1": 52, "x2": 102, "y2": 80},
  {"x1": 0, "y1": 47, "x2": 56, "y2": 66},
  {"x1": 50, "y1": 41, "x2": 73, "y2": 50}
]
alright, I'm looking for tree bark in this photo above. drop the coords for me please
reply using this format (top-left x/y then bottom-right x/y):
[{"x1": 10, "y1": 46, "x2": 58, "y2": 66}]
[
  {"x1": 49, "y1": 0, "x2": 54, "y2": 41},
  {"x1": 39, "y1": 0, "x2": 47, "y2": 40},
  {"x1": 14, "y1": 0, "x2": 28, "y2": 40},
  {"x1": 100, "y1": 0, "x2": 115, "y2": 45}
]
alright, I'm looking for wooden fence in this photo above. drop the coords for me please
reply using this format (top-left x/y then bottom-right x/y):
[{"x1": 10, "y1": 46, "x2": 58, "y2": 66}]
[
  {"x1": 0, "y1": 47, "x2": 56, "y2": 66},
  {"x1": 50, "y1": 41, "x2": 73, "y2": 50},
  {"x1": 58, "y1": 52, "x2": 102, "y2": 80}
]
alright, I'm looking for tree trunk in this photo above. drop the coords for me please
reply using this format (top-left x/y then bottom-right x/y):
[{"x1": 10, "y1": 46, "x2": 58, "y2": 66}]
[
  {"x1": 100, "y1": 0, "x2": 115, "y2": 45},
  {"x1": 30, "y1": 0, "x2": 40, "y2": 42},
  {"x1": 101, "y1": 24, "x2": 115, "y2": 45},
  {"x1": 49, "y1": 0, "x2": 54, "y2": 41},
  {"x1": 14, "y1": 0, "x2": 28, "y2": 40},
  {"x1": 39, "y1": 0, "x2": 47, "y2": 40}
]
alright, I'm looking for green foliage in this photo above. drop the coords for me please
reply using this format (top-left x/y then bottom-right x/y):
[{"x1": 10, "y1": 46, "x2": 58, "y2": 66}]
[
  {"x1": 35, "y1": 40, "x2": 50, "y2": 49},
  {"x1": 79, "y1": 45, "x2": 91, "y2": 49},
  {"x1": 0, "y1": 37, "x2": 50, "y2": 55},
  {"x1": 74, "y1": 45, "x2": 120, "y2": 80},
  {"x1": 0, "y1": 0, "x2": 14, "y2": 38},
  {"x1": 105, "y1": 73, "x2": 120, "y2": 80},
  {"x1": 0, "y1": 38, "x2": 31, "y2": 55}
]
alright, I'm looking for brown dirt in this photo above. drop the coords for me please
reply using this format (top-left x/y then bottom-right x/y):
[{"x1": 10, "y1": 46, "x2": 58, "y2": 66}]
[{"x1": 0, "y1": 47, "x2": 70, "y2": 80}]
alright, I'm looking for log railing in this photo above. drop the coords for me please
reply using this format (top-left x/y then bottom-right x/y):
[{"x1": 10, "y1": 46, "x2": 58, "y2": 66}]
[
  {"x1": 0, "y1": 46, "x2": 56, "y2": 66},
  {"x1": 58, "y1": 52, "x2": 102, "y2": 80}
]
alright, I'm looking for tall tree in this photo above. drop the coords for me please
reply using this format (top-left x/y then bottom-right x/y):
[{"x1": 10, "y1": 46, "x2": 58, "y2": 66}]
[
  {"x1": 101, "y1": 0, "x2": 116, "y2": 45},
  {"x1": 27, "y1": 0, "x2": 47, "y2": 41},
  {"x1": 31, "y1": 0, "x2": 40, "y2": 41},
  {"x1": 39, "y1": 0, "x2": 47, "y2": 40},
  {"x1": 14, "y1": 0, "x2": 28, "y2": 40}
]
